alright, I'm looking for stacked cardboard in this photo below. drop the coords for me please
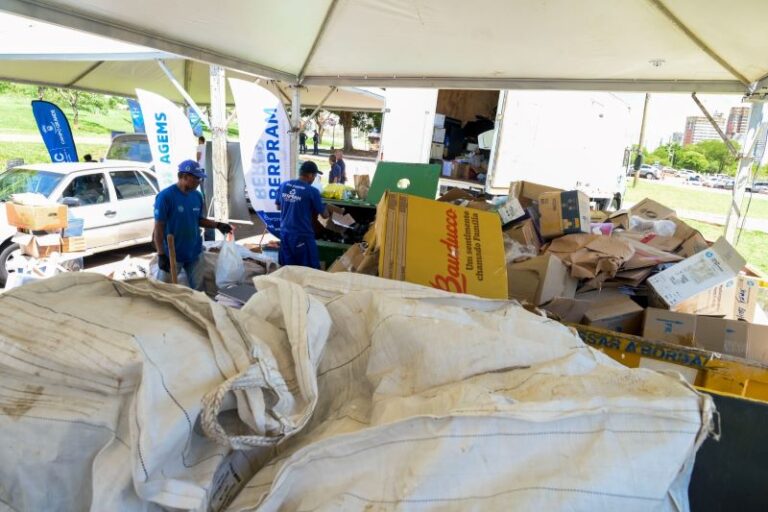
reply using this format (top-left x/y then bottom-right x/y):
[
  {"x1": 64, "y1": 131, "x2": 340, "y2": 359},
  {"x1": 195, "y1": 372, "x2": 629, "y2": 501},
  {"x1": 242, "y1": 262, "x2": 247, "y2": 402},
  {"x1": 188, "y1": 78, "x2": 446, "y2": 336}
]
[{"x1": 329, "y1": 178, "x2": 767, "y2": 364}]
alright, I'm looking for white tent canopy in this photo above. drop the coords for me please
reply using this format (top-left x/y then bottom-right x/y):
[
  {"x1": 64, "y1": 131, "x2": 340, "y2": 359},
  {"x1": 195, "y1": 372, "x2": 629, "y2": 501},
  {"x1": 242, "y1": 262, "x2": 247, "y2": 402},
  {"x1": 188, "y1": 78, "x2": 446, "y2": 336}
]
[
  {"x1": 1, "y1": 0, "x2": 767, "y2": 95},
  {"x1": 0, "y1": 12, "x2": 384, "y2": 111}
]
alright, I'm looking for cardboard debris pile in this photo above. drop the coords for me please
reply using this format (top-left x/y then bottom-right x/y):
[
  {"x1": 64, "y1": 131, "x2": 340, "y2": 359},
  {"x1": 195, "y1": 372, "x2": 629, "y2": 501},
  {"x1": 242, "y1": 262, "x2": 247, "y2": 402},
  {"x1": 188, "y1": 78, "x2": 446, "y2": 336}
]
[{"x1": 329, "y1": 179, "x2": 768, "y2": 365}]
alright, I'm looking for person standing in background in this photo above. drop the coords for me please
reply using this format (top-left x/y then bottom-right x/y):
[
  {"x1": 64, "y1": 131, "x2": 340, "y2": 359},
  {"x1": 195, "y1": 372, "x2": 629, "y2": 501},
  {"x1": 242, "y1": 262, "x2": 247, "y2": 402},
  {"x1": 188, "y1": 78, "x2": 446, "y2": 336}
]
[
  {"x1": 333, "y1": 149, "x2": 347, "y2": 184},
  {"x1": 196, "y1": 136, "x2": 206, "y2": 166},
  {"x1": 329, "y1": 154, "x2": 345, "y2": 184},
  {"x1": 299, "y1": 131, "x2": 307, "y2": 154},
  {"x1": 312, "y1": 130, "x2": 319, "y2": 155}
]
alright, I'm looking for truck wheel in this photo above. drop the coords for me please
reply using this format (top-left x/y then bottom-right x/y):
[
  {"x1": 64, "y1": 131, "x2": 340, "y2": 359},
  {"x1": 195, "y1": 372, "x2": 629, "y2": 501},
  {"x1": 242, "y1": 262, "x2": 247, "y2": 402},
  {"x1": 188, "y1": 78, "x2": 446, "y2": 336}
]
[{"x1": 0, "y1": 242, "x2": 22, "y2": 287}]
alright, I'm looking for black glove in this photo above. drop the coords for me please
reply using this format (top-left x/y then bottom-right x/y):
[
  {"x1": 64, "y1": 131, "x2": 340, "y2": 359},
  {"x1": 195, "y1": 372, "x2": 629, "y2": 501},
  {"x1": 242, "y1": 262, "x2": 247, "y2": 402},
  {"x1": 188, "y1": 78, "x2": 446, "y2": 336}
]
[
  {"x1": 158, "y1": 253, "x2": 170, "y2": 272},
  {"x1": 216, "y1": 222, "x2": 233, "y2": 235}
]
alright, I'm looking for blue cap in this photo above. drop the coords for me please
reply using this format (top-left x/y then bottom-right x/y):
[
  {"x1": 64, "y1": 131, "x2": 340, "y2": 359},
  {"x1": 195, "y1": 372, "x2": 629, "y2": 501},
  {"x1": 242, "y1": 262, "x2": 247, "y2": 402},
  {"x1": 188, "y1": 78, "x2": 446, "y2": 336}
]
[{"x1": 178, "y1": 159, "x2": 207, "y2": 179}]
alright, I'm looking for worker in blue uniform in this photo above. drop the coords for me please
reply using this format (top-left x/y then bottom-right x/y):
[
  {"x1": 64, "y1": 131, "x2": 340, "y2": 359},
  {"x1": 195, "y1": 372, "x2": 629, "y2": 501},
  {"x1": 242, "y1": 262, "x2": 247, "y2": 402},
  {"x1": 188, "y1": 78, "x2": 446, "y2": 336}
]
[
  {"x1": 153, "y1": 159, "x2": 232, "y2": 289},
  {"x1": 276, "y1": 160, "x2": 336, "y2": 268}
]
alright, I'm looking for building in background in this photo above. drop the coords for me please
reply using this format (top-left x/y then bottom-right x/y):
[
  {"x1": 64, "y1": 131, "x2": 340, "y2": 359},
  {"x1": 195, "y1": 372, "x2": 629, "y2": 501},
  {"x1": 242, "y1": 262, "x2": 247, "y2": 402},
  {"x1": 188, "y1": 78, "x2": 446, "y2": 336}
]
[
  {"x1": 683, "y1": 113, "x2": 726, "y2": 145},
  {"x1": 727, "y1": 106, "x2": 751, "y2": 139},
  {"x1": 671, "y1": 132, "x2": 683, "y2": 145}
]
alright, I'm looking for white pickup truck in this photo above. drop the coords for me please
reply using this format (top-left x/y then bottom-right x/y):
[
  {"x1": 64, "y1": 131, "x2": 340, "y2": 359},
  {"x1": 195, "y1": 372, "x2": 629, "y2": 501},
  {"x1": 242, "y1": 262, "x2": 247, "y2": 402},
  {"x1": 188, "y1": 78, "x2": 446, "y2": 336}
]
[{"x1": 379, "y1": 89, "x2": 633, "y2": 209}]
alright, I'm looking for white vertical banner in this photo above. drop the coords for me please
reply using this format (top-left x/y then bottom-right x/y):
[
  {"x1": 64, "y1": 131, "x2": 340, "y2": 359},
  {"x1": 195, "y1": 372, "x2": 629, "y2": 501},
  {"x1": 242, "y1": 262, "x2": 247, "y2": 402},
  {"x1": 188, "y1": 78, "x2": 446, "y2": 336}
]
[
  {"x1": 229, "y1": 78, "x2": 291, "y2": 213},
  {"x1": 136, "y1": 89, "x2": 196, "y2": 190}
]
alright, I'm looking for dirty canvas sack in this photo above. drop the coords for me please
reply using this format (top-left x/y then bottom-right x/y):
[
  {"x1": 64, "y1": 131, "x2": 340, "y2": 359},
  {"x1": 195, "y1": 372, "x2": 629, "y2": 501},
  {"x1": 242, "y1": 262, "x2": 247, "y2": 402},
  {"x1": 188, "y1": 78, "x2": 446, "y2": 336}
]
[
  {"x1": 226, "y1": 267, "x2": 714, "y2": 512},
  {"x1": 0, "y1": 272, "x2": 330, "y2": 511}
]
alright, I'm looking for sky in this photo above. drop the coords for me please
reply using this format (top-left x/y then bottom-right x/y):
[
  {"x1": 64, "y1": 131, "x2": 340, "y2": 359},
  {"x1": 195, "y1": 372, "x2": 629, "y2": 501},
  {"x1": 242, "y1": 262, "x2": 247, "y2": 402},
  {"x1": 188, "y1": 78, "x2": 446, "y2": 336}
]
[{"x1": 620, "y1": 92, "x2": 746, "y2": 150}]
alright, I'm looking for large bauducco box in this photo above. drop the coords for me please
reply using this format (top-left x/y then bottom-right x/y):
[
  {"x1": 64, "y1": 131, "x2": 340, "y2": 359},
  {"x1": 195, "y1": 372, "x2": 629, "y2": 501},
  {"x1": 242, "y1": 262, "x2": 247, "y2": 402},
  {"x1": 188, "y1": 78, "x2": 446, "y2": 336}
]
[
  {"x1": 376, "y1": 192, "x2": 508, "y2": 299},
  {"x1": 648, "y1": 237, "x2": 745, "y2": 309}
]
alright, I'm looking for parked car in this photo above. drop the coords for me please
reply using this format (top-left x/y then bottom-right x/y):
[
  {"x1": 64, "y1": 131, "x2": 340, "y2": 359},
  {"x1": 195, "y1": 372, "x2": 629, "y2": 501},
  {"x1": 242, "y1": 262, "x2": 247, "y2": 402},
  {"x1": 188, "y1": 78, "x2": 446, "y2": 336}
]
[
  {"x1": 634, "y1": 164, "x2": 662, "y2": 180},
  {"x1": 105, "y1": 133, "x2": 153, "y2": 163},
  {"x1": 686, "y1": 174, "x2": 703, "y2": 186},
  {"x1": 746, "y1": 180, "x2": 768, "y2": 193},
  {"x1": 0, "y1": 162, "x2": 158, "y2": 285}
]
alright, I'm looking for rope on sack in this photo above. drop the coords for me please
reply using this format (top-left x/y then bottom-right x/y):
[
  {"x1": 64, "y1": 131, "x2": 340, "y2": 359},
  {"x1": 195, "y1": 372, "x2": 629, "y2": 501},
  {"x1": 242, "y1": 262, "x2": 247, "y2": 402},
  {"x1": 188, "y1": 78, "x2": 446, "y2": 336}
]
[{"x1": 200, "y1": 372, "x2": 285, "y2": 450}]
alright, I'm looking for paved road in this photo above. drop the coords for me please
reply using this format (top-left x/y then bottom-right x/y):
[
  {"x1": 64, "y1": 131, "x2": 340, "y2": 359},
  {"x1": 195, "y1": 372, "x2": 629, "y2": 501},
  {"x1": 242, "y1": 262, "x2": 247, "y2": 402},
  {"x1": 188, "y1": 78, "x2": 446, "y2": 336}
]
[{"x1": 0, "y1": 133, "x2": 111, "y2": 144}]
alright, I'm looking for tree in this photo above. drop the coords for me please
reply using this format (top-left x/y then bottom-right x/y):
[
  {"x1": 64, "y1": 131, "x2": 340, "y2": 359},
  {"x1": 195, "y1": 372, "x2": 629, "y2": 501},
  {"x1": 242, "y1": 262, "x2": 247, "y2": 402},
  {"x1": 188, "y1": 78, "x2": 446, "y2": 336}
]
[
  {"x1": 334, "y1": 111, "x2": 354, "y2": 152},
  {"x1": 36, "y1": 86, "x2": 120, "y2": 127},
  {"x1": 675, "y1": 150, "x2": 709, "y2": 172},
  {"x1": 693, "y1": 139, "x2": 739, "y2": 174}
]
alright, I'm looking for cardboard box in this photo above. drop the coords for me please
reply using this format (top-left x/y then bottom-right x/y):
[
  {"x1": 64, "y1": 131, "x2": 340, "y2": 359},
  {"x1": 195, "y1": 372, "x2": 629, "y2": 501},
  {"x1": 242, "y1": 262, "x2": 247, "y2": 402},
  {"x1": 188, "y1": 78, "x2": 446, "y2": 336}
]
[
  {"x1": 497, "y1": 197, "x2": 526, "y2": 225},
  {"x1": 430, "y1": 142, "x2": 444, "y2": 159},
  {"x1": 630, "y1": 198, "x2": 675, "y2": 220},
  {"x1": 6, "y1": 202, "x2": 68, "y2": 231},
  {"x1": 62, "y1": 236, "x2": 86, "y2": 253},
  {"x1": 583, "y1": 295, "x2": 644, "y2": 335},
  {"x1": 543, "y1": 297, "x2": 591, "y2": 323},
  {"x1": 14, "y1": 233, "x2": 62, "y2": 258},
  {"x1": 734, "y1": 275, "x2": 768, "y2": 323},
  {"x1": 670, "y1": 278, "x2": 736, "y2": 317},
  {"x1": 376, "y1": 192, "x2": 508, "y2": 299},
  {"x1": 432, "y1": 128, "x2": 447, "y2": 143},
  {"x1": 643, "y1": 308, "x2": 697, "y2": 346},
  {"x1": 677, "y1": 231, "x2": 709, "y2": 258},
  {"x1": 508, "y1": 180, "x2": 563, "y2": 209},
  {"x1": 503, "y1": 217, "x2": 541, "y2": 252},
  {"x1": 648, "y1": 237, "x2": 745, "y2": 309},
  {"x1": 695, "y1": 316, "x2": 750, "y2": 359},
  {"x1": 329, "y1": 243, "x2": 378, "y2": 275},
  {"x1": 507, "y1": 253, "x2": 577, "y2": 305},
  {"x1": 538, "y1": 190, "x2": 591, "y2": 239}
]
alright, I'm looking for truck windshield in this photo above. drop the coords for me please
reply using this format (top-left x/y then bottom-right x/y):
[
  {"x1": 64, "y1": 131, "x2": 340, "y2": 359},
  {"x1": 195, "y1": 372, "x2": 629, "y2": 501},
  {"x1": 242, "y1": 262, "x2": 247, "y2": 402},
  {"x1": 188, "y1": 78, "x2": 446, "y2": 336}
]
[
  {"x1": 0, "y1": 169, "x2": 63, "y2": 201},
  {"x1": 107, "y1": 139, "x2": 153, "y2": 163}
]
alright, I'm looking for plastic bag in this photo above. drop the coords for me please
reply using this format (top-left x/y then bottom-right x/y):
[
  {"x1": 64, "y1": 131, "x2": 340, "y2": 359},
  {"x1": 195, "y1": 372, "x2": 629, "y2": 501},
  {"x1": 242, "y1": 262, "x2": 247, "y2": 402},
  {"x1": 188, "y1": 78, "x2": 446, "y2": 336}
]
[
  {"x1": 503, "y1": 236, "x2": 538, "y2": 263},
  {"x1": 321, "y1": 183, "x2": 346, "y2": 199},
  {"x1": 629, "y1": 215, "x2": 676, "y2": 236},
  {"x1": 215, "y1": 236, "x2": 246, "y2": 289}
]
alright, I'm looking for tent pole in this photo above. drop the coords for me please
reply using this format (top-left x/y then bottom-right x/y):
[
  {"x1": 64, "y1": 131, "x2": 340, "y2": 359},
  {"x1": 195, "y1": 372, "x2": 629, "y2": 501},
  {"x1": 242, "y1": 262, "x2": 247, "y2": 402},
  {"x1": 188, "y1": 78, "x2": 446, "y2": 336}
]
[
  {"x1": 632, "y1": 93, "x2": 650, "y2": 188},
  {"x1": 157, "y1": 59, "x2": 210, "y2": 128},
  {"x1": 290, "y1": 86, "x2": 301, "y2": 179},
  {"x1": 210, "y1": 64, "x2": 229, "y2": 227},
  {"x1": 306, "y1": 86, "x2": 337, "y2": 121},
  {"x1": 691, "y1": 93, "x2": 739, "y2": 156},
  {"x1": 724, "y1": 102, "x2": 768, "y2": 242}
]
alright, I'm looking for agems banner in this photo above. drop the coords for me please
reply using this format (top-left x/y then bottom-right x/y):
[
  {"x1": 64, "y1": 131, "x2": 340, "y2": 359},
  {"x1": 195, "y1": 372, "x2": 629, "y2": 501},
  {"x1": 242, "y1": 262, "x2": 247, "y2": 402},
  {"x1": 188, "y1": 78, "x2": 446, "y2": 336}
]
[
  {"x1": 126, "y1": 99, "x2": 146, "y2": 133},
  {"x1": 31, "y1": 100, "x2": 78, "y2": 163},
  {"x1": 229, "y1": 78, "x2": 291, "y2": 213},
  {"x1": 136, "y1": 89, "x2": 195, "y2": 190}
]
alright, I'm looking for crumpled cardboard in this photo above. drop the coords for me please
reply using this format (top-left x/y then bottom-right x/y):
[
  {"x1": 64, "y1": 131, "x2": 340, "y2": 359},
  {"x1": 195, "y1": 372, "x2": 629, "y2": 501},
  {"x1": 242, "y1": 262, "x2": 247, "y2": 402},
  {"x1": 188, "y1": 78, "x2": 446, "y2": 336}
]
[
  {"x1": 618, "y1": 236, "x2": 684, "y2": 270},
  {"x1": 329, "y1": 243, "x2": 379, "y2": 275},
  {"x1": 545, "y1": 234, "x2": 635, "y2": 285},
  {"x1": 630, "y1": 198, "x2": 676, "y2": 220}
]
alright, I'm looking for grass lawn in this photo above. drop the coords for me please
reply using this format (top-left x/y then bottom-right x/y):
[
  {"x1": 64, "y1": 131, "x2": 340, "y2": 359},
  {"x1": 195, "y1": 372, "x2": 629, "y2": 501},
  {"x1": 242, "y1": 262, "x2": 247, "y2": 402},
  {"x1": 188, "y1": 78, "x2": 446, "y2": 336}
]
[
  {"x1": 625, "y1": 179, "x2": 768, "y2": 221},
  {"x1": 0, "y1": 93, "x2": 133, "y2": 136},
  {"x1": 0, "y1": 142, "x2": 109, "y2": 169},
  {"x1": 680, "y1": 218, "x2": 767, "y2": 276}
]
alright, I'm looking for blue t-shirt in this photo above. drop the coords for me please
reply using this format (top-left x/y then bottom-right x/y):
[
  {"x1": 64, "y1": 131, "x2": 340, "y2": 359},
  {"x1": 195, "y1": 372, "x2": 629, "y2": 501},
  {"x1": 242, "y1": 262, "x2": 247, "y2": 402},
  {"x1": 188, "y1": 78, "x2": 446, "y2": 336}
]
[
  {"x1": 154, "y1": 185, "x2": 205, "y2": 263},
  {"x1": 276, "y1": 180, "x2": 325, "y2": 236},
  {"x1": 329, "y1": 162, "x2": 345, "y2": 184}
]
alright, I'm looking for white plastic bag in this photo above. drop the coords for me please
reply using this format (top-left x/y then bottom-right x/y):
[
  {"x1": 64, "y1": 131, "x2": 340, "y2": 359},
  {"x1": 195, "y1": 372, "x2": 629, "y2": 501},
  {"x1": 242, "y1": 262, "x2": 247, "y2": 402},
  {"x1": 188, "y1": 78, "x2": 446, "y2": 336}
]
[
  {"x1": 629, "y1": 215, "x2": 677, "y2": 236},
  {"x1": 216, "y1": 237, "x2": 246, "y2": 289}
]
